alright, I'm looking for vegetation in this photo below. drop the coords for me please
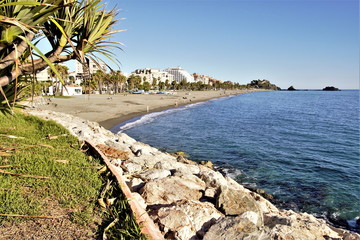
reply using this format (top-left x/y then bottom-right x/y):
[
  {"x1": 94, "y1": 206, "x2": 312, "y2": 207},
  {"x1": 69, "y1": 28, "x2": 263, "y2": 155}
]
[
  {"x1": 0, "y1": 112, "x2": 145, "y2": 239},
  {"x1": 47, "y1": 64, "x2": 69, "y2": 96},
  {"x1": 0, "y1": 0, "x2": 122, "y2": 112},
  {"x1": 247, "y1": 79, "x2": 281, "y2": 90}
]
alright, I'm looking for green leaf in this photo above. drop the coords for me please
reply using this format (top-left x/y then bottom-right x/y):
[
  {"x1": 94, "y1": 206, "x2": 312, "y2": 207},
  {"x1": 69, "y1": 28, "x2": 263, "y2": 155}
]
[{"x1": 18, "y1": 35, "x2": 64, "y2": 85}]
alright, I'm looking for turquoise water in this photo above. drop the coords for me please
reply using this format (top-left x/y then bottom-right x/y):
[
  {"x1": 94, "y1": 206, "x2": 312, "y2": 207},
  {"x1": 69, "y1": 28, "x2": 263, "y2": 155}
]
[{"x1": 111, "y1": 90, "x2": 360, "y2": 227}]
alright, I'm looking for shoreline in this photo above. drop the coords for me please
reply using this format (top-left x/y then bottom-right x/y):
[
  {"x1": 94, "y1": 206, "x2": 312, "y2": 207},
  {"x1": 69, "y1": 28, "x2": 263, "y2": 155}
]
[
  {"x1": 26, "y1": 108, "x2": 359, "y2": 239},
  {"x1": 36, "y1": 89, "x2": 259, "y2": 130}
]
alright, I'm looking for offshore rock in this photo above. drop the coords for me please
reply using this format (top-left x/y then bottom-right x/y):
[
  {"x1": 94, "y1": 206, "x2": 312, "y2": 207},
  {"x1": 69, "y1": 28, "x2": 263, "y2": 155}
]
[
  {"x1": 140, "y1": 176, "x2": 206, "y2": 205},
  {"x1": 203, "y1": 211, "x2": 265, "y2": 240},
  {"x1": 152, "y1": 200, "x2": 223, "y2": 240}
]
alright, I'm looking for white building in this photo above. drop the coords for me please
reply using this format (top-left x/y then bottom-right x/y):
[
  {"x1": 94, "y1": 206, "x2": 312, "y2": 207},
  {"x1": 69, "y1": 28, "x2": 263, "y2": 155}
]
[
  {"x1": 193, "y1": 73, "x2": 210, "y2": 85},
  {"x1": 63, "y1": 85, "x2": 82, "y2": 96},
  {"x1": 75, "y1": 59, "x2": 107, "y2": 83},
  {"x1": 163, "y1": 67, "x2": 194, "y2": 83},
  {"x1": 35, "y1": 67, "x2": 51, "y2": 82},
  {"x1": 131, "y1": 68, "x2": 174, "y2": 84}
]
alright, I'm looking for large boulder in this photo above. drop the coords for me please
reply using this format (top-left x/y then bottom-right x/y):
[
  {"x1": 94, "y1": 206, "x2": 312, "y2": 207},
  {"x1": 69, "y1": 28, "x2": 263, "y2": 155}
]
[
  {"x1": 263, "y1": 210, "x2": 342, "y2": 240},
  {"x1": 203, "y1": 211, "x2": 266, "y2": 240},
  {"x1": 216, "y1": 186, "x2": 262, "y2": 217},
  {"x1": 152, "y1": 200, "x2": 223, "y2": 240},
  {"x1": 140, "y1": 175, "x2": 206, "y2": 205},
  {"x1": 138, "y1": 169, "x2": 171, "y2": 181}
]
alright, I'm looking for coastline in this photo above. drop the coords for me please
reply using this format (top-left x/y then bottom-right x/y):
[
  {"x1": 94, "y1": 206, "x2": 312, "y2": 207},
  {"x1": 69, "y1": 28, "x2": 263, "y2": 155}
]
[
  {"x1": 26, "y1": 108, "x2": 359, "y2": 239},
  {"x1": 36, "y1": 90, "x2": 258, "y2": 129}
]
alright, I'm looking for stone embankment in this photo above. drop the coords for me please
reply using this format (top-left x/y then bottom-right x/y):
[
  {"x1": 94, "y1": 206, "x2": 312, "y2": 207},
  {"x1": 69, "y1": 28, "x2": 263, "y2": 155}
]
[{"x1": 27, "y1": 109, "x2": 359, "y2": 240}]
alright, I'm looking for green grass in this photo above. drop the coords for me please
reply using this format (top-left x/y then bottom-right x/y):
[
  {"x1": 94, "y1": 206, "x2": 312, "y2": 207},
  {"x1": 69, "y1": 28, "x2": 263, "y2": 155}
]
[
  {"x1": 0, "y1": 112, "x2": 147, "y2": 239},
  {"x1": 0, "y1": 112, "x2": 103, "y2": 221}
]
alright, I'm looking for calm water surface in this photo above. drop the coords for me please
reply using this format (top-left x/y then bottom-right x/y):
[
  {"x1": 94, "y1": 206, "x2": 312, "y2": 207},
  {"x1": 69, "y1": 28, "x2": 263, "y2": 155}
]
[{"x1": 112, "y1": 90, "x2": 360, "y2": 226}]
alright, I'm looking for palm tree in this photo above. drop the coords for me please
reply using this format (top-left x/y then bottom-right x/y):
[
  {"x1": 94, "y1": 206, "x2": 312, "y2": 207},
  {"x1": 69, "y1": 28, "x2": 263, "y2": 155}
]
[
  {"x1": 0, "y1": 0, "x2": 123, "y2": 112},
  {"x1": 110, "y1": 70, "x2": 126, "y2": 93},
  {"x1": 92, "y1": 70, "x2": 105, "y2": 94}
]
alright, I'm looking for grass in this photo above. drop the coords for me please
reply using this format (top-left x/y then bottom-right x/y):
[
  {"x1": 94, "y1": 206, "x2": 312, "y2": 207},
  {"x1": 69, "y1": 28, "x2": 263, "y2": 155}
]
[{"x1": 0, "y1": 112, "x2": 146, "y2": 239}]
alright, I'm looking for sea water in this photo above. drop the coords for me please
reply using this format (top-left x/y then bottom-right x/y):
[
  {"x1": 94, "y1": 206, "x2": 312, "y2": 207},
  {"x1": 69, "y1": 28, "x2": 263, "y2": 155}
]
[{"x1": 111, "y1": 90, "x2": 360, "y2": 226}]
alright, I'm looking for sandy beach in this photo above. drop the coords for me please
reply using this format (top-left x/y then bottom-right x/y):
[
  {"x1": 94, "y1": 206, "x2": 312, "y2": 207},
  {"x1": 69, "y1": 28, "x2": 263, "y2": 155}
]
[{"x1": 37, "y1": 90, "x2": 255, "y2": 129}]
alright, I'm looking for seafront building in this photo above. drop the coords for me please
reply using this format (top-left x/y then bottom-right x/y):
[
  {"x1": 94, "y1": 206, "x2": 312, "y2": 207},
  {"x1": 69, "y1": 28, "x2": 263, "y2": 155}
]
[
  {"x1": 75, "y1": 59, "x2": 107, "y2": 83},
  {"x1": 193, "y1": 73, "x2": 223, "y2": 86},
  {"x1": 163, "y1": 67, "x2": 195, "y2": 83},
  {"x1": 35, "y1": 68, "x2": 50, "y2": 82},
  {"x1": 193, "y1": 73, "x2": 210, "y2": 85},
  {"x1": 131, "y1": 68, "x2": 174, "y2": 84}
]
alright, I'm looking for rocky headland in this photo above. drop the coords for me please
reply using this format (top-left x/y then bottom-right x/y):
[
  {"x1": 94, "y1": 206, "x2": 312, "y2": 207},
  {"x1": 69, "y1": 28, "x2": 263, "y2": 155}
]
[{"x1": 27, "y1": 109, "x2": 359, "y2": 240}]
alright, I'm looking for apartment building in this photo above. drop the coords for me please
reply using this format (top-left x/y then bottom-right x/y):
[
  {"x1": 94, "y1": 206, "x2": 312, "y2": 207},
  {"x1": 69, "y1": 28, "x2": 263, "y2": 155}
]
[
  {"x1": 163, "y1": 67, "x2": 194, "y2": 83},
  {"x1": 75, "y1": 59, "x2": 107, "y2": 82},
  {"x1": 131, "y1": 68, "x2": 174, "y2": 84}
]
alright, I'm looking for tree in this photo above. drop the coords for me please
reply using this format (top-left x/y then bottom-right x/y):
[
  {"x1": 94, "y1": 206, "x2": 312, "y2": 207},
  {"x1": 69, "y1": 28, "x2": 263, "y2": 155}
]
[
  {"x1": 180, "y1": 79, "x2": 188, "y2": 90},
  {"x1": 158, "y1": 81, "x2": 165, "y2": 91},
  {"x1": 47, "y1": 64, "x2": 69, "y2": 96},
  {"x1": 127, "y1": 75, "x2": 141, "y2": 90},
  {"x1": 92, "y1": 70, "x2": 105, "y2": 94},
  {"x1": 110, "y1": 70, "x2": 126, "y2": 93},
  {"x1": 143, "y1": 81, "x2": 151, "y2": 91},
  {"x1": 165, "y1": 79, "x2": 170, "y2": 90},
  {"x1": 152, "y1": 77, "x2": 157, "y2": 89},
  {"x1": 0, "y1": 0, "x2": 122, "y2": 111}
]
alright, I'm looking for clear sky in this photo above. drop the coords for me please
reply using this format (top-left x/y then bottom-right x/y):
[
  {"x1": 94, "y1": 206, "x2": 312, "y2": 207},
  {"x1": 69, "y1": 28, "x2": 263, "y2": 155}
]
[{"x1": 100, "y1": 0, "x2": 359, "y2": 89}]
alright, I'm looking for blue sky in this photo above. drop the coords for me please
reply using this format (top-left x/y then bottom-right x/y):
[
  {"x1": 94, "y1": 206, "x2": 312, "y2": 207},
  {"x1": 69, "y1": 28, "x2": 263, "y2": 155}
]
[{"x1": 99, "y1": 0, "x2": 359, "y2": 89}]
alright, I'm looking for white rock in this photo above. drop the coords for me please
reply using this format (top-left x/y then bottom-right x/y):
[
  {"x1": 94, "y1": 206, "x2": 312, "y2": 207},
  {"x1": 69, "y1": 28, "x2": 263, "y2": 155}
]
[
  {"x1": 122, "y1": 162, "x2": 142, "y2": 174},
  {"x1": 128, "y1": 177, "x2": 145, "y2": 192},
  {"x1": 138, "y1": 169, "x2": 171, "y2": 181}
]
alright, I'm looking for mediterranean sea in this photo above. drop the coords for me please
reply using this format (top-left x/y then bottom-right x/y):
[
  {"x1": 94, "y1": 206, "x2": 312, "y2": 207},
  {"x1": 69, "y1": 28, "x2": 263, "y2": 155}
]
[{"x1": 111, "y1": 90, "x2": 360, "y2": 228}]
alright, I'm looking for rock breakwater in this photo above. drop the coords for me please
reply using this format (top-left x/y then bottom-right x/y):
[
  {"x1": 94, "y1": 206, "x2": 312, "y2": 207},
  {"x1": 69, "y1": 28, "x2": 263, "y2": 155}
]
[{"x1": 27, "y1": 109, "x2": 360, "y2": 240}]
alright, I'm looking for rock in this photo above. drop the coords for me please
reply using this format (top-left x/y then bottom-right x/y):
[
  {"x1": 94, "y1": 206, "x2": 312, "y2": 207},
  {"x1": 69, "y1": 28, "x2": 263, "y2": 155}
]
[
  {"x1": 131, "y1": 142, "x2": 158, "y2": 156},
  {"x1": 138, "y1": 169, "x2": 171, "y2": 181},
  {"x1": 153, "y1": 200, "x2": 223, "y2": 240},
  {"x1": 127, "y1": 177, "x2": 145, "y2": 192},
  {"x1": 140, "y1": 176, "x2": 206, "y2": 205},
  {"x1": 116, "y1": 133, "x2": 137, "y2": 145},
  {"x1": 199, "y1": 160, "x2": 214, "y2": 169},
  {"x1": 177, "y1": 156, "x2": 197, "y2": 165},
  {"x1": 203, "y1": 211, "x2": 265, "y2": 240},
  {"x1": 204, "y1": 187, "x2": 217, "y2": 199},
  {"x1": 323, "y1": 86, "x2": 340, "y2": 91},
  {"x1": 263, "y1": 210, "x2": 343, "y2": 240},
  {"x1": 132, "y1": 192, "x2": 147, "y2": 210},
  {"x1": 122, "y1": 162, "x2": 142, "y2": 174},
  {"x1": 153, "y1": 157, "x2": 200, "y2": 175},
  {"x1": 216, "y1": 186, "x2": 262, "y2": 217},
  {"x1": 287, "y1": 86, "x2": 296, "y2": 91},
  {"x1": 199, "y1": 169, "x2": 228, "y2": 188}
]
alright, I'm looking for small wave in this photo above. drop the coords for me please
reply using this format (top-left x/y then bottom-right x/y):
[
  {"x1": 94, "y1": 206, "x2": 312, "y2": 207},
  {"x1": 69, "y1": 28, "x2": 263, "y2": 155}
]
[{"x1": 117, "y1": 102, "x2": 206, "y2": 133}]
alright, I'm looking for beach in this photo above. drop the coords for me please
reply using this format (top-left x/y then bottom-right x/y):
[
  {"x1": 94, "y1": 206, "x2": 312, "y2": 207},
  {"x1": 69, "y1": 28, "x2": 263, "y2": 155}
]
[{"x1": 36, "y1": 90, "x2": 254, "y2": 129}]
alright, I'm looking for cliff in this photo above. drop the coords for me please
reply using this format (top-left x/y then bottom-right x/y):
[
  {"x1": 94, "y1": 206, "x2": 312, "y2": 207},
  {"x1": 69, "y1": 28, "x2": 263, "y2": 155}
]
[{"x1": 27, "y1": 109, "x2": 359, "y2": 240}]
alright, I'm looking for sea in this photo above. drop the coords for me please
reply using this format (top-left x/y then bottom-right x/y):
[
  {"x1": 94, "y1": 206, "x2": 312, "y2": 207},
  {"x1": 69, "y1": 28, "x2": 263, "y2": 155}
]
[{"x1": 111, "y1": 90, "x2": 360, "y2": 229}]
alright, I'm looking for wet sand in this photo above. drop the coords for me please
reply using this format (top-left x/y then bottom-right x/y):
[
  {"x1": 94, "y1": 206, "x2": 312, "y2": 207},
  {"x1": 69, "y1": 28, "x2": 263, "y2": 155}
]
[{"x1": 37, "y1": 90, "x2": 255, "y2": 129}]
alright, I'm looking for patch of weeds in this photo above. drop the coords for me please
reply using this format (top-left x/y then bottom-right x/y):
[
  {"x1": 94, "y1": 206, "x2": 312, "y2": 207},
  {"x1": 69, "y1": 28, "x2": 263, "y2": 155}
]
[
  {"x1": 70, "y1": 208, "x2": 94, "y2": 226},
  {"x1": 99, "y1": 173, "x2": 147, "y2": 240}
]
